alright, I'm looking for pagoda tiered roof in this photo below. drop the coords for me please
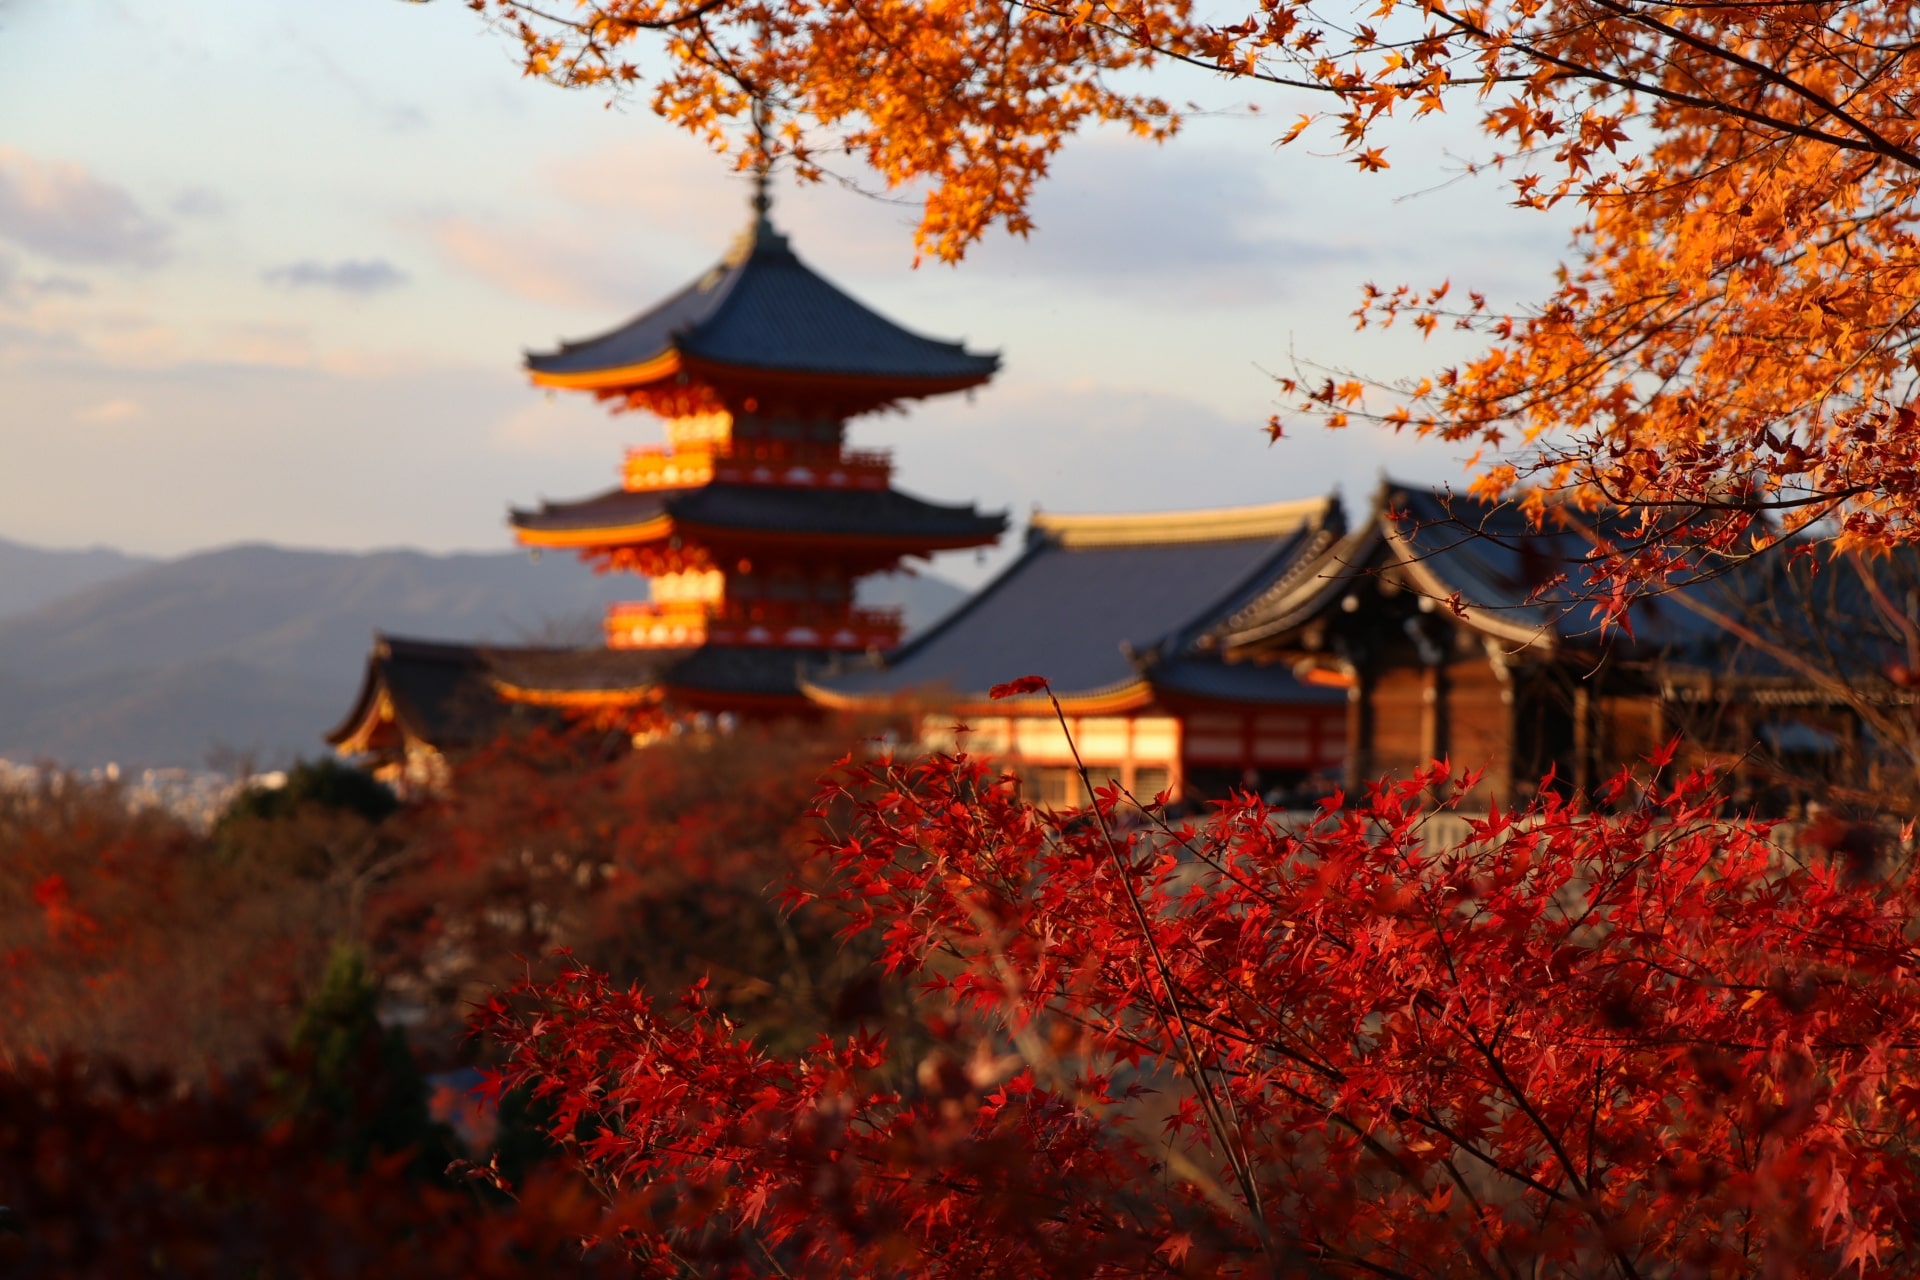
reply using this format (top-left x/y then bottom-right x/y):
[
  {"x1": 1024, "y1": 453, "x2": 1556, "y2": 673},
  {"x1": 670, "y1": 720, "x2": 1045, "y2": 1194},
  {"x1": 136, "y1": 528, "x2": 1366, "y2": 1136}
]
[
  {"x1": 525, "y1": 216, "x2": 999, "y2": 410},
  {"x1": 331, "y1": 189, "x2": 1014, "y2": 769},
  {"x1": 510, "y1": 482, "x2": 1007, "y2": 552},
  {"x1": 806, "y1": 497, "x2": 1348, "y2": 715}
]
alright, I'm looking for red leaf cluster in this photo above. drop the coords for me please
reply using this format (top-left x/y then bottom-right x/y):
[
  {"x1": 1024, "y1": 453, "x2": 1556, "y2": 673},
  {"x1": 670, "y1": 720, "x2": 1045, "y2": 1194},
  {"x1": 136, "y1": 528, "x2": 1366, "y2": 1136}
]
[
  {"x1": 989, "y1": 675, "x2": 1053, "y2": 701},
  {"x1": 482, "y1": 754, "x2": 1920, "y2": 1276}
]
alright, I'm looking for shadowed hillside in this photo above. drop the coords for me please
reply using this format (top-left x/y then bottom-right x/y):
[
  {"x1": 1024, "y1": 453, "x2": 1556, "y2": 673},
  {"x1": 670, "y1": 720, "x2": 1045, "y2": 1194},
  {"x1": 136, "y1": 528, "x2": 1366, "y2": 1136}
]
[
  {"x1": 0, "y1": 537, "x2": 156, "y2": 620},
  {"x1": 0, "y1": 542, "x2": 966, "y2": 769}
]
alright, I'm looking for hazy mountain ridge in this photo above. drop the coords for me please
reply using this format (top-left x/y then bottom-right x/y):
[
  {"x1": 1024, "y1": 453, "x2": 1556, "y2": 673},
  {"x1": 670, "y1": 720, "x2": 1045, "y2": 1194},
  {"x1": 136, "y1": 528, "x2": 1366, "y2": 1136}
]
[
  {"x1": 0, "y1": 537, "x2": 157, "y2": 620},
  {"x1": 0, "y1": 540, "x2": 966, "y2": 769}
]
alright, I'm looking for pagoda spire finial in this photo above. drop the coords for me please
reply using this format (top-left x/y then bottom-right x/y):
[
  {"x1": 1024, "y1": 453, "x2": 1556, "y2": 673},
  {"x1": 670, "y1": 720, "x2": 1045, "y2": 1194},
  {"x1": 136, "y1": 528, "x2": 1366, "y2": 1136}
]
[
  {"x1": 751, "y1": 160, "x2": 773, "y2": 227},
  {"x1": 750, "y1": 96, "x2": 776, "y2": 226},
  {"x1": 727, "y1": 94, "x2": 786, "y2": 263}
]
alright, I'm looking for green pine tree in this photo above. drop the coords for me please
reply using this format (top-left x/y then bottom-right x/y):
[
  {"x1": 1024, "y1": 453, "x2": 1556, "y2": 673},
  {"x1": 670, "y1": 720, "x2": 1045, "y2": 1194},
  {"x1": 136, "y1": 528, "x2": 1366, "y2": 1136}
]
[{"x1": 277, "y1": 945, "x2": 454, "y2": 1179}]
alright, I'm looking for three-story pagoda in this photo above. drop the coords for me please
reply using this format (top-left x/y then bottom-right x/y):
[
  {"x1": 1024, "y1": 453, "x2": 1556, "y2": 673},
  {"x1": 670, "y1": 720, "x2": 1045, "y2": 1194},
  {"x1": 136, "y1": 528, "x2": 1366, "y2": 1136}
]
[
  {"x1": 327, "y1": 190, "x2": 1005, "y2": 774},
  {"x1": 514, "y1": 189, "x2": 1005, "y2": 706}
]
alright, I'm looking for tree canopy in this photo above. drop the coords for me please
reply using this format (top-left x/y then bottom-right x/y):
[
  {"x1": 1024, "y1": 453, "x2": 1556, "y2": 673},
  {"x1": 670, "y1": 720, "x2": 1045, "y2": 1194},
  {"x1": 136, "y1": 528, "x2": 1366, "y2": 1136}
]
[
  {"x1": 481, "y1": 743, "x2": 1920, "y2": 1276},
  {"x1": 465, "y1": 0, "x2": 1920, "y2": 589}
]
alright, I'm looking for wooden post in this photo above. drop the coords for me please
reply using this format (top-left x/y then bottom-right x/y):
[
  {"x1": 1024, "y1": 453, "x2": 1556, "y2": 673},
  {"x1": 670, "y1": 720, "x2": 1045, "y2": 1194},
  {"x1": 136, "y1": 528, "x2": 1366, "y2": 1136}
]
[
  {"x1": 1346, "y1": 669, "x2": 1373, "y2": 795},
  {"x1": 1729, "y1": 697, "x2": 1755, "y2": 798},
  {"x1": 1421, "y1": 661, "x2": 1450, "y2": 807},
  {"x1": 1479, "y1": 640, "x2": 1517, "y2": 810},
  {"x1": 1420, "y1": 662, "x2": 1449, "y2": 763},
  {"x1": 1572, "y1": 683, "x2": 1594, "y2": 799},
  {"x1": 1502, "y1": 676, "x2": 1520, "y2": 809}
]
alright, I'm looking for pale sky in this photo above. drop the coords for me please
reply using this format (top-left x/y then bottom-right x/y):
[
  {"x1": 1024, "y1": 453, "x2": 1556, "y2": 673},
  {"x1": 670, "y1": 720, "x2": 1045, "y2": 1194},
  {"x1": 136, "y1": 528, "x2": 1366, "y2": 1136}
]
[{"x1": 0, "y1": 0, "x2": 1577, "y2": 586}]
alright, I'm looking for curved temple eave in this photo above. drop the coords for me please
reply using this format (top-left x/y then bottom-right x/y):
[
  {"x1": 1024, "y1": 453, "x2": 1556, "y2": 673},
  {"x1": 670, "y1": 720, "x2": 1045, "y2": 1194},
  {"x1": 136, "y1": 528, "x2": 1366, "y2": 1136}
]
[
  {"x1": 803, "y1": 678, "x2": 1156, "y2": 719},
  {"x1": 509, "y1": 516, "x2": 677, "y2": 550},
  {"x1": 525, "y1": 349, "x2": 684, "y2": 392},
  {"x1": 524, "y1": 352, "x2": 996, "y2": 408}
]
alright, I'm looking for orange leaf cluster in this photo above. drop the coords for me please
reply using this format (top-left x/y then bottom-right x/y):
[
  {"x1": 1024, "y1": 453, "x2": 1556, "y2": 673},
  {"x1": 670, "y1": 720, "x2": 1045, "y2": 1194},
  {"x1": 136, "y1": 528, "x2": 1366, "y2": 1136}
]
[
  {"x1": 470, "y1": 0, "x2": 1182, "y2": 261},
  {"x1": 474, "y1": 0, "x2": 1920, "y2": 580}
]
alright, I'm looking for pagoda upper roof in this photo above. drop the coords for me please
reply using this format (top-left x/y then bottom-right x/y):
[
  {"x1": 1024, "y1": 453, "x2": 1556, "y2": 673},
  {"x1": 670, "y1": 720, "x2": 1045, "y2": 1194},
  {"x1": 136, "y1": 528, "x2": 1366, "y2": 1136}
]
[
  {"x1": 524, "y1": 213, "x2": 1000, "y2": 396},
  {"x1": 510, "y1": 481, "x2": 1006, "y2": 550},
  {"x1": 806, "y1": 496, "x2": 1347, "y2": 713}
]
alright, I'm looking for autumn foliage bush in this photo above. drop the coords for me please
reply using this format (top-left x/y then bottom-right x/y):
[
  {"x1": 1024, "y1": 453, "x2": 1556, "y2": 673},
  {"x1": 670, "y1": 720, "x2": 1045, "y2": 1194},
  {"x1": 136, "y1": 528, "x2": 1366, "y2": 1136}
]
[
  {"x1": 16, "y1": 716, "x2": 1920, "y2": 1275},
  {"x1": 0, "y1": 893, "x2": 613, "y2": 1277},
  {"x1": 2, "y1": 728, "x2": 869, "y2": 1277},
  {"x1": 1, "y1": 721, "x2": 892, "y2": 1075},
  {"x1": 0, "y1": 772, "x2": 345, "y2": 1074},
  {"x1": 0, "y1": 1054, "x2": 627, "y2": 1278},
  {"x1": 479, "y1": 740, "x2": 1920, "y2": 1277},
  {"x1": 372, "y1": 719, "x2": 909, "y2": 1050}
]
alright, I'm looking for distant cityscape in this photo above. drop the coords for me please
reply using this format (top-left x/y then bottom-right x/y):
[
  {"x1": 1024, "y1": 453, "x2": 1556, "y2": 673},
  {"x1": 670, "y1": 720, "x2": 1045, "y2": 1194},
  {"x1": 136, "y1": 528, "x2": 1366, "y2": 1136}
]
[{"x1": 0, "y1": 758, "x2": 282, "y2": 832}]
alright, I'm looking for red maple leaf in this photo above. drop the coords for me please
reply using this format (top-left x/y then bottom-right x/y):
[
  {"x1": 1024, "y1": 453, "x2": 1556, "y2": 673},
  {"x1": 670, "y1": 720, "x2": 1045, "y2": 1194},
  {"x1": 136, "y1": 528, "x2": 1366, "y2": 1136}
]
[{"x1": 988, "y1": 675, "x2": 1050, "y2": 700}]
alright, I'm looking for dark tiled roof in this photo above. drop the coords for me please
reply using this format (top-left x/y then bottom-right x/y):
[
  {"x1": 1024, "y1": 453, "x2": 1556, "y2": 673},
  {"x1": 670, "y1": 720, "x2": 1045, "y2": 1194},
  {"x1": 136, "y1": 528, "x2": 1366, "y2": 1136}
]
[
  {"x1": 1219, "y1": 482, "x2": 1734, "y2": 655},
  {"x1": 511, "y1": 482, "x2": 1006, "y2": 545},
  {"x1": 524, "y1": 217, "x2": 999, "y2": 387},
  {"x1": 326, "y1": 635, "x2": 536, "y2": 751},
  {"x1": 485, "y1": 646, "x2": 683, "y2": 693},
  {"x1": 1381, "y1": 485, "x2": 1728, "y2": 652},
  {"x1": 669, "y1": 645, "x2": 833, "y2": 699},
  {"x1": 329, "y1": 635, "x2": 830, "y2": 755},
  {"x1": 809, "y1": 498, "x2": 1342, "y2": 705},
  {"x1": 1652, "y1": 540, "x2": 1920, "y2": 685},
  {"x1": 1149, "y1": 655, "x2": 1348, "y2": 706}
]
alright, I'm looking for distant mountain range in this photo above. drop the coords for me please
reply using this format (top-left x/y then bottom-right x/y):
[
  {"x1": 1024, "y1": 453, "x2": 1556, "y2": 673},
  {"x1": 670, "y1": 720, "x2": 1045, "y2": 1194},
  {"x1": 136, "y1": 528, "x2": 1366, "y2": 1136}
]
[
  {"x1": 0, "y1": 537, "x2": 966, "y2": 770},
  {"x1": 0, "y1": 539, "x2": 156, "y2": 618}
]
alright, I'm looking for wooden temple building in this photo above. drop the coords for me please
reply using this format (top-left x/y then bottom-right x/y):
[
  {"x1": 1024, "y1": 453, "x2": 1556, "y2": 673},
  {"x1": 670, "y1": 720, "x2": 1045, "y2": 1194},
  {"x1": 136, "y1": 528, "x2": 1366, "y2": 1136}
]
[
  {"x1": 326, "y1": 189, "x2": 1006, "y2": 783},
  {"x1": 1213, "y1": 480, "x2": 1755, "y2": 809},
  {"x1": 813, "y1": 479, "x2": 1872, "y2": 812},
  {"x1": 806, "y1": 498, "x2": 1352, "y2": 805},
  {"x1": 326, "y1": 190, "x2": 1867, "y2": 806},
  {"x1": 330, "y1": 453, "x2": 1874, "y2": 805}
]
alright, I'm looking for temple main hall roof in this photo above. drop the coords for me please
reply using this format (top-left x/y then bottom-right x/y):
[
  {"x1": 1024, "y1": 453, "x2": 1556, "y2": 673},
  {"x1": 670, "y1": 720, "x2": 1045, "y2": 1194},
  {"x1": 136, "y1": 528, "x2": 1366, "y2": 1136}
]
[
  {"x1": 1219, "y1": 481, "x2": 1732, "y2": 656},
  {"x1": 524, "y1": 216, "x2": 1000, "y2": 393},
  {"x1": 510, "y1": 482, "x2": 1008, "y2": 549},
  {"x1": 807, "y1": 497, "x2": 1349, "y2": 713}
]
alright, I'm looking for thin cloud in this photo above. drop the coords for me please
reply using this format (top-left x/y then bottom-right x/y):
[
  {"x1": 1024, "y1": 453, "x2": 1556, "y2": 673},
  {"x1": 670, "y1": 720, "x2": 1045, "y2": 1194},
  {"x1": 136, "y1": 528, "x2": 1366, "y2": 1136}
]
[
  {"x1": 541, "y1": 134, "x2": 1373, "y2": 305},
  {"x1": 0, "y1": 147, "x2": 169, "y2": 267},
  {"x1": 77, "y1": 398, "x2": 141, "y2": 424},
  {"x1": 541, "y1": 141, "x2": 920, "y2": 273},
  {"x1": 172, "y1": 187, "x2": 227, "y2": 219},
  {"x1": 0, "y1": 254, "x2": 93, "y2": 308},
  {"x1": 0, "y1": 321, "x2": 82, "y2": 362},
  {"x1": 424, "y1": 215, "x2": 647, "y2": 312},
  {"x1": 262, "y1": 258, "x2": 408, "y2": 296},
  {"x1": 963, "y1": 140, "x2": 1372, "y2": 305},
  {"x1": 30, "y1": 274, "x2": 89, "y2": 299},
  {"x1": 487, "y1": 395, "x2": 623, "y2": 459},
  {"x1": 286, "y1": 27, "x2": 430, "y2": 134}
]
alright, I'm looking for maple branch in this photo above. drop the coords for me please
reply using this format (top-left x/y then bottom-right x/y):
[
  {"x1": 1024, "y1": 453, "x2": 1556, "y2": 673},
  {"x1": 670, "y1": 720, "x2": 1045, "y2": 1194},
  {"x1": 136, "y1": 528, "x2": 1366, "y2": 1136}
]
[
  {"x1": 496, "y1": 0, "x2": 735, "y2": 35},
  {"x1": 1421, "y1": 3, "x2": 1893, "y2": 162},
  {"x1": 1586, "y1": 0, "x2": 1920, "y2": 172},
  {"x1": 1041, "y1": 686, "x2": 1282, "y2": 1265},
  {"x1": 1004, "y1": 0, "x2": 1550, "y2": 95}
]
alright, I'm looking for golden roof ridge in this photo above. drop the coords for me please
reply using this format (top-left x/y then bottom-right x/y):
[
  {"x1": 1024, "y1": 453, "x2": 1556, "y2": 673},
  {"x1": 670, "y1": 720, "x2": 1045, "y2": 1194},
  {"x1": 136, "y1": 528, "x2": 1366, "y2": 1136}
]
[{"x1": 1031, "y1": 495, "x2": 1332, "y2": 548}]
